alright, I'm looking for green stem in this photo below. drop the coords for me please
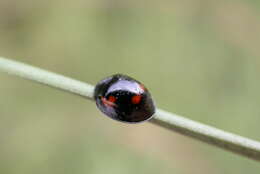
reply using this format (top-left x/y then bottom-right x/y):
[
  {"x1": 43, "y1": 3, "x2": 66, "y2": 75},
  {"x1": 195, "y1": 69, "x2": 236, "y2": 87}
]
[{"x1": 0, "y1": 57, "x2": 260, "y2": 161}]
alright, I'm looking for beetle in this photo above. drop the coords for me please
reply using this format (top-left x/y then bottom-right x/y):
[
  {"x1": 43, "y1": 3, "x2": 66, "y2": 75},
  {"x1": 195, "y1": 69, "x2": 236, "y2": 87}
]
[{"x1": 94, "y1": 74, "x2": 155, "y2": 123}]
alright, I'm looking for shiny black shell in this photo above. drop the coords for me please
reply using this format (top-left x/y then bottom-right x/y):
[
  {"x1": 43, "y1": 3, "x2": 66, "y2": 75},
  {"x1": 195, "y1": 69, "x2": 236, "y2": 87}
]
[{"x1": 94, "y1": 74, "x2": 155, "y2": 123}]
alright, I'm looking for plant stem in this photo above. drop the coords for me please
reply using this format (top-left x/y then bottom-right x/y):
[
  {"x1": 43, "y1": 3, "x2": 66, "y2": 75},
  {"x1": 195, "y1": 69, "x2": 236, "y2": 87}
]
[{"x1": 0, "y1": 57, "x2": 260, "y2": 161}]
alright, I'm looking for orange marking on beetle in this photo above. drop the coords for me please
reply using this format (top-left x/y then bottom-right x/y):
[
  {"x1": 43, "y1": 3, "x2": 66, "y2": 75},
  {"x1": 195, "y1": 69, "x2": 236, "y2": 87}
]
[
  {"x1": 101, "y1": 97, "x2": 116, "y2": 107},
  {"x1": 131, "y1": 95, "x2": 142, "y2": 104},
  {"x1": 108, "y1": 96, "x2": 116, "y2": 103}
]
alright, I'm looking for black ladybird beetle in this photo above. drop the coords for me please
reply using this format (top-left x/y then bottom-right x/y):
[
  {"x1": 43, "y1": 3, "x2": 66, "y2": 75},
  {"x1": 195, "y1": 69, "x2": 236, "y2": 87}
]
[{"x1": 94, "y1": 74, "x2": 155, "y2": 123}]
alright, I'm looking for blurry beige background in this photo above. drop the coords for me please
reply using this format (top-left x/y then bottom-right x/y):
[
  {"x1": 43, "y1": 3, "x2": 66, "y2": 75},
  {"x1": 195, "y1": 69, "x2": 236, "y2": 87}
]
[{"x1": 0, "y1": 0, "x2": 260, "y2": 173}]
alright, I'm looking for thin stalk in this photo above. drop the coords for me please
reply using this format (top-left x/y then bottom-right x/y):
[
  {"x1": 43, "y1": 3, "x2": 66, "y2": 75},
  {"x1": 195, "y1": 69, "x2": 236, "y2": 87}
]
[{"x1": 0, "y1": 57, "x2": 260, "y2": 161}]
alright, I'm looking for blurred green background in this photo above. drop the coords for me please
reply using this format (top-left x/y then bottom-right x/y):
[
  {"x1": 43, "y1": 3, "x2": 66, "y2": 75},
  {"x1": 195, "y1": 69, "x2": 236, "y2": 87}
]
[{"x1": 0, "y1": 0, "x2": 260, "y2": 173}]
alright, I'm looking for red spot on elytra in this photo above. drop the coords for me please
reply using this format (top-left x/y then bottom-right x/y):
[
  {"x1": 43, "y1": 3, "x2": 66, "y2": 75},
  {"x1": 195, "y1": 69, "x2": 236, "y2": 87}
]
[
  {"x1": 131, "y1": 95, "x2": 142, "y2": 104},
  {"x1": 108, "y1": 96, "x2": 116, "y2": 103},
  {"x1": 101, "y1": 96, "x2": 116, "y2": 107}
]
